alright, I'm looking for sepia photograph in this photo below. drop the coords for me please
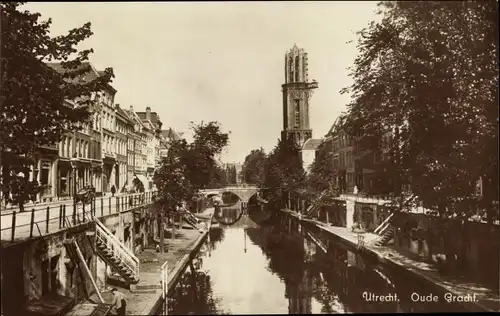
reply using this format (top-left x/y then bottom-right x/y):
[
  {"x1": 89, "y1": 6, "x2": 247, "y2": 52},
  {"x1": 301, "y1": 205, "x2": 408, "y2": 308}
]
[{"x1": 0, "y1": 1, "x2": 499, "y2": 315}]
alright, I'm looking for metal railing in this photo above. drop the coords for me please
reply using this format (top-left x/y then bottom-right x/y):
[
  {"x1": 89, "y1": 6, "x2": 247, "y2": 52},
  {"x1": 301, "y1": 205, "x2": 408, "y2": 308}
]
[
  {"x1": 373, "y1": 212, "x2": 395, "y2": 235},
  {"x1": 95, "y1": 216, "x2": 140, "y2": 279},
  {"x1": 1, "y1": 191, "x2": 157, "y2": 244},
  {"x1": 357, "y1": 234, "x2": 365, "y2": 250}
]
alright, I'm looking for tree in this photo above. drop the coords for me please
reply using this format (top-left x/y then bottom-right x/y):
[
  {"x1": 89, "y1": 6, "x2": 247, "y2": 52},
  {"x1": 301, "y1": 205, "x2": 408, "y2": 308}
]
[
  {"x1": 132, "y1": 177, "x2": 145, "y2": 193},
  {"x1": 229, "y1": 165, "x2": 237, "y2": 184},
  {"x1": 1, "y1": 2, "x2": 114, "y2": 210},
  {"x1": 341, "y1": 1, "x2": 498, "y2": 221},
  {"x1": 154, "y1": 121, "x2": 230, "y2": 215},
  {"x1": 207, "y1": 165, "x2": 229, "y2": 189},
  {"x1": 307, "y1": 141, "x2": 336, "y2": 197},
  {"x1": 241, "y1": 148, "x2": 266, "y2": 186},
  {"x1": 185, "y1": 121, "x2": 230, "y2": 191},
  {"x1": 263, "y1": 138, "x2": 306, "y2": 208}
]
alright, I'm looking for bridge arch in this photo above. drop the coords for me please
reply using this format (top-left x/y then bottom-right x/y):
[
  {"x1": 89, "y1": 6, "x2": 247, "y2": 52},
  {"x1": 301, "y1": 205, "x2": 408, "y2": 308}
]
[
  {"x1": 201, "y1": 186, "x2": 261, "y2": 204},
  {"x1": 220, "y1": 190, "x2": 259, "y2": 204}
]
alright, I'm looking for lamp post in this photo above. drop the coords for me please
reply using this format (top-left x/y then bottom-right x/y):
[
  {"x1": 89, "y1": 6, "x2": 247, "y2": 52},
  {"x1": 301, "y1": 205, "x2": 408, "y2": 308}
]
[{"x1": 70, "y1": 156, "x2": 79, "y2": 214}]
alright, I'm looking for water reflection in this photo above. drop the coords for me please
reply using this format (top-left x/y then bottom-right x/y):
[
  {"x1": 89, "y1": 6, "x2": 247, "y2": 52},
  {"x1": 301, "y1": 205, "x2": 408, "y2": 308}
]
[
  {"x1": 213, "y1": 202, "x2": 243, "y2": 226},
  {"x1": 168, "y1": 207, "x2": 467, "y2": 314},
  {"x1": 167, "y1": 265, "x2": 229, "y2": 315}
]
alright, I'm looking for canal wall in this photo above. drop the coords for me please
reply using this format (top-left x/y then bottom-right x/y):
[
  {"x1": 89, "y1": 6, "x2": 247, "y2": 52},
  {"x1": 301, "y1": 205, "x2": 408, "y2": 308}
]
[
  {"x1": 63, "y1": 212, "x2": 212, "y2": 315},
  {"x1": 277, "y1": 209, "x2": 499, "y2": 312},
  {"x1": 0, "y1": 200, "x2": 155, "y2": 316},
  {"x1": 294, "y1": 192, "x2": 500, "y2": 293},
  {"x1": 146, "y1": 230, "x2": 209, "y2": 315},
  {"x1": 1, "y1": 221, "x2": 98, "y2": 315}
]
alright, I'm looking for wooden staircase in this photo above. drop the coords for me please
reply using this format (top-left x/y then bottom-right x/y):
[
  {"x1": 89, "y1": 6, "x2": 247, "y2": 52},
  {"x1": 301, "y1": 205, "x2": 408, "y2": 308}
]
[
  {"x1": 373, "y1": 213, "x2": 395, "y2": 247},
  {"x1": 94, "y1": 217, "x2": 140, "y2": 284},
  {"x1": 305, "y1": 191, "x2": 328, "y2": 217},
  {"x1": 182, "y1": 211, "x2": 202, "y2": 229}
]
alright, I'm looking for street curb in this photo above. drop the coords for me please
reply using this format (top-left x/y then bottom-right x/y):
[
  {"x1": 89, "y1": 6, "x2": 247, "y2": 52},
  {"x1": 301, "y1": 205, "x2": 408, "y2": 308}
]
[{"x1": 140, "y1": 230, "x2": 209, "y2": 315}]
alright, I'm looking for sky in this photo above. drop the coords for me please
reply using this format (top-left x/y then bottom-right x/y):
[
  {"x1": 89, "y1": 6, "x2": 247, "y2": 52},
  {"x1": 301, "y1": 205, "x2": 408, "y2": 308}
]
[{"x1": 24, "y1": 2, "x2": 380, "y2": 163}]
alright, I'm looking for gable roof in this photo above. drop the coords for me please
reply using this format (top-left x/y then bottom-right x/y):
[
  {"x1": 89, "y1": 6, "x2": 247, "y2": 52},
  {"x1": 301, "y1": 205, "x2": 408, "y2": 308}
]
[
  {"x1": 124, "y1": 109, "x2": 146, "y2": 129},
  {"x1": 115, "y1": 106, "x2": 133, "y2": 124},
  {"x1": 326, "y1": 115, "x2": 349, "y2": 137},
  {"x1": 47, "y1": 62, "x2": 116, "y2": 93},
  {"x1": 161, "y1": 128, "x2": 181, "y2": 141},
  {"x1": 301, "y1": 138, "x2": 322, "y2": 151}
]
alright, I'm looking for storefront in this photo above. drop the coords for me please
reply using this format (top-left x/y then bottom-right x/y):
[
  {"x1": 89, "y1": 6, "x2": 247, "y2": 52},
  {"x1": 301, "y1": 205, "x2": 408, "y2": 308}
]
[
  {"x1": 57, "y1": 160, "x2": 71, "y2": 198},
  {"x1": 90, "y1": 163, "x2": 103, "y2": 195},
  {"x1": 146, "y1": 167, "x2": 155, "y2": 191},
  {"x1": 102, "y1": 156, "x2": 116, "y2": 194},
  {"x1": 30, "y1": 152, "x2": 58, "y2": 202}
]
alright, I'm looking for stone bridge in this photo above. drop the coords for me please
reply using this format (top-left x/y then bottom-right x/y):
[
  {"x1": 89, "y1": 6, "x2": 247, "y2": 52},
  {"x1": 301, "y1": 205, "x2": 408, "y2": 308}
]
[{"x1": 201, "y1": 186, "x2": 262, "y2": 203}]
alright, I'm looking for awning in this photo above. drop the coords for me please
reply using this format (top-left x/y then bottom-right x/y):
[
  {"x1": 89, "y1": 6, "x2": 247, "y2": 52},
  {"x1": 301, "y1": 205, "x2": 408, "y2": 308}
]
[{"x1": 135, "y1": 174, "x2": 149, "y2": 191}]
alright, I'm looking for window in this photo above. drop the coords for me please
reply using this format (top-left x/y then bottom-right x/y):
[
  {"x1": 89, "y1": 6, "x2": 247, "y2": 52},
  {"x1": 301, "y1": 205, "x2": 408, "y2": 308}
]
[
  {"x1": 302, "y1": 56, "x2": 306, "y2": 79},
  {"x1": 60, "y1": 138, "x2": 64, "y2": 157},
  {"x1": 289, "y1": 57, "x2": 294, "y2": 83},
  {"x1": 67, "y1": 138, "x2": 71, "y2": 157},
  {"x1": 294, "y1": 99, "x2": 300, "y2": 128},
  {"x1": 295, "y1": 56, "x2": 300, "y2": 82},
  {"x1": 40, "y1": 161, "x2": 50, "y2": 187}
]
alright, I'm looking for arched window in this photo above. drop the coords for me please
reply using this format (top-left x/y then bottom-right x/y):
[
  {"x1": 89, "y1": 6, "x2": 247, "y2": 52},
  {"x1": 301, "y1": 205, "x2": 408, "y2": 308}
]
[
  {"x1": 302, "y1": 56, "x2": 306, "y2": 80},
  {"x1": 294, "y1": 99, "x2": 300, "y2": 128},
  {"x1": 295, "y1": 56, "x2": 300, "y2": 82},
  {"x1": 289, "y1": 57, "x2": 294, "y2": 83}
]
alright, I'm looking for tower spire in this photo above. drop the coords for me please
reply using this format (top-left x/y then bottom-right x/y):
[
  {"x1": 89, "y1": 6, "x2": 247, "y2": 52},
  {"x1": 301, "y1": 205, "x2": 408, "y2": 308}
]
[{"x1": 280, "y1": 45, "x2": 318, "y2": 146}]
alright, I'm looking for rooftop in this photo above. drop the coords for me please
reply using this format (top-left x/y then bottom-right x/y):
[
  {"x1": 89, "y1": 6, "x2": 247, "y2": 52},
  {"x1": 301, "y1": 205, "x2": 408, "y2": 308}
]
[
  {"x1": 47, "y1": 62, "x2": 116, "y2": 93},
  {"x1": 161, "y1": 128, "x2": 182, "y2": 141}
]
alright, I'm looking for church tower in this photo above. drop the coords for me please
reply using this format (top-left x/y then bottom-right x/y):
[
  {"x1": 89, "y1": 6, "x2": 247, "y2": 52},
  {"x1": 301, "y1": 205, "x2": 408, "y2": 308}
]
[{"x1": 281, "y1": 44, "x2": 318, "y2": 146}]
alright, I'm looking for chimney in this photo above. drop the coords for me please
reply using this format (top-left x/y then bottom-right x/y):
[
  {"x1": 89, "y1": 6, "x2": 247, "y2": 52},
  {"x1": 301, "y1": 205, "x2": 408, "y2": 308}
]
[
  {"x1": 130, "y1": 105, "x2": 134, "y2": 112},
  {"x1": 146, "y1": 107, "x2": 151, "y2": 121}
]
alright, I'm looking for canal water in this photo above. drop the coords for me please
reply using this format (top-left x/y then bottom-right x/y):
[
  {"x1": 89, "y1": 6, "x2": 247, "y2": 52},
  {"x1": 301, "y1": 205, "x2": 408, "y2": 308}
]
[{"x1": 164, "y1": 203, "x2": 468, "y2": 314}]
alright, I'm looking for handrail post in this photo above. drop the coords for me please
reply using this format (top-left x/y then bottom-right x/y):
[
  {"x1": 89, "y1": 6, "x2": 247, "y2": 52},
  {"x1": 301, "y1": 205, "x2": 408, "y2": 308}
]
[
  {"x1": 108, "y1": 197, "x2": 111, "y2": 215},
  {"x1": 116, "y1": 197, "x2": 120, "y2": 213},
  {"x1": 46, "y1": 206, "x2": 50, "y2": 233},
  {"x1": 29, "y1": 209, "x2": 35, "y2": 238},
  {"x1": 82, "y1": 203, "x2": 86, "y2": 222},
  {"x1": 59, "y1": 205, "x2": 63, "y2": 228},
  {"x1": 73, "y1": 201, "x2": 76, "y2": 225},
  {"x1": 11, "y1": 211, "x2": 16, "y2": 242},
  {"x1": 63, "y1": 205, "x2": 66, "y2": 228},
  {"x1": 101, "y1": 197, "x2": 104, "y2": 217}
]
